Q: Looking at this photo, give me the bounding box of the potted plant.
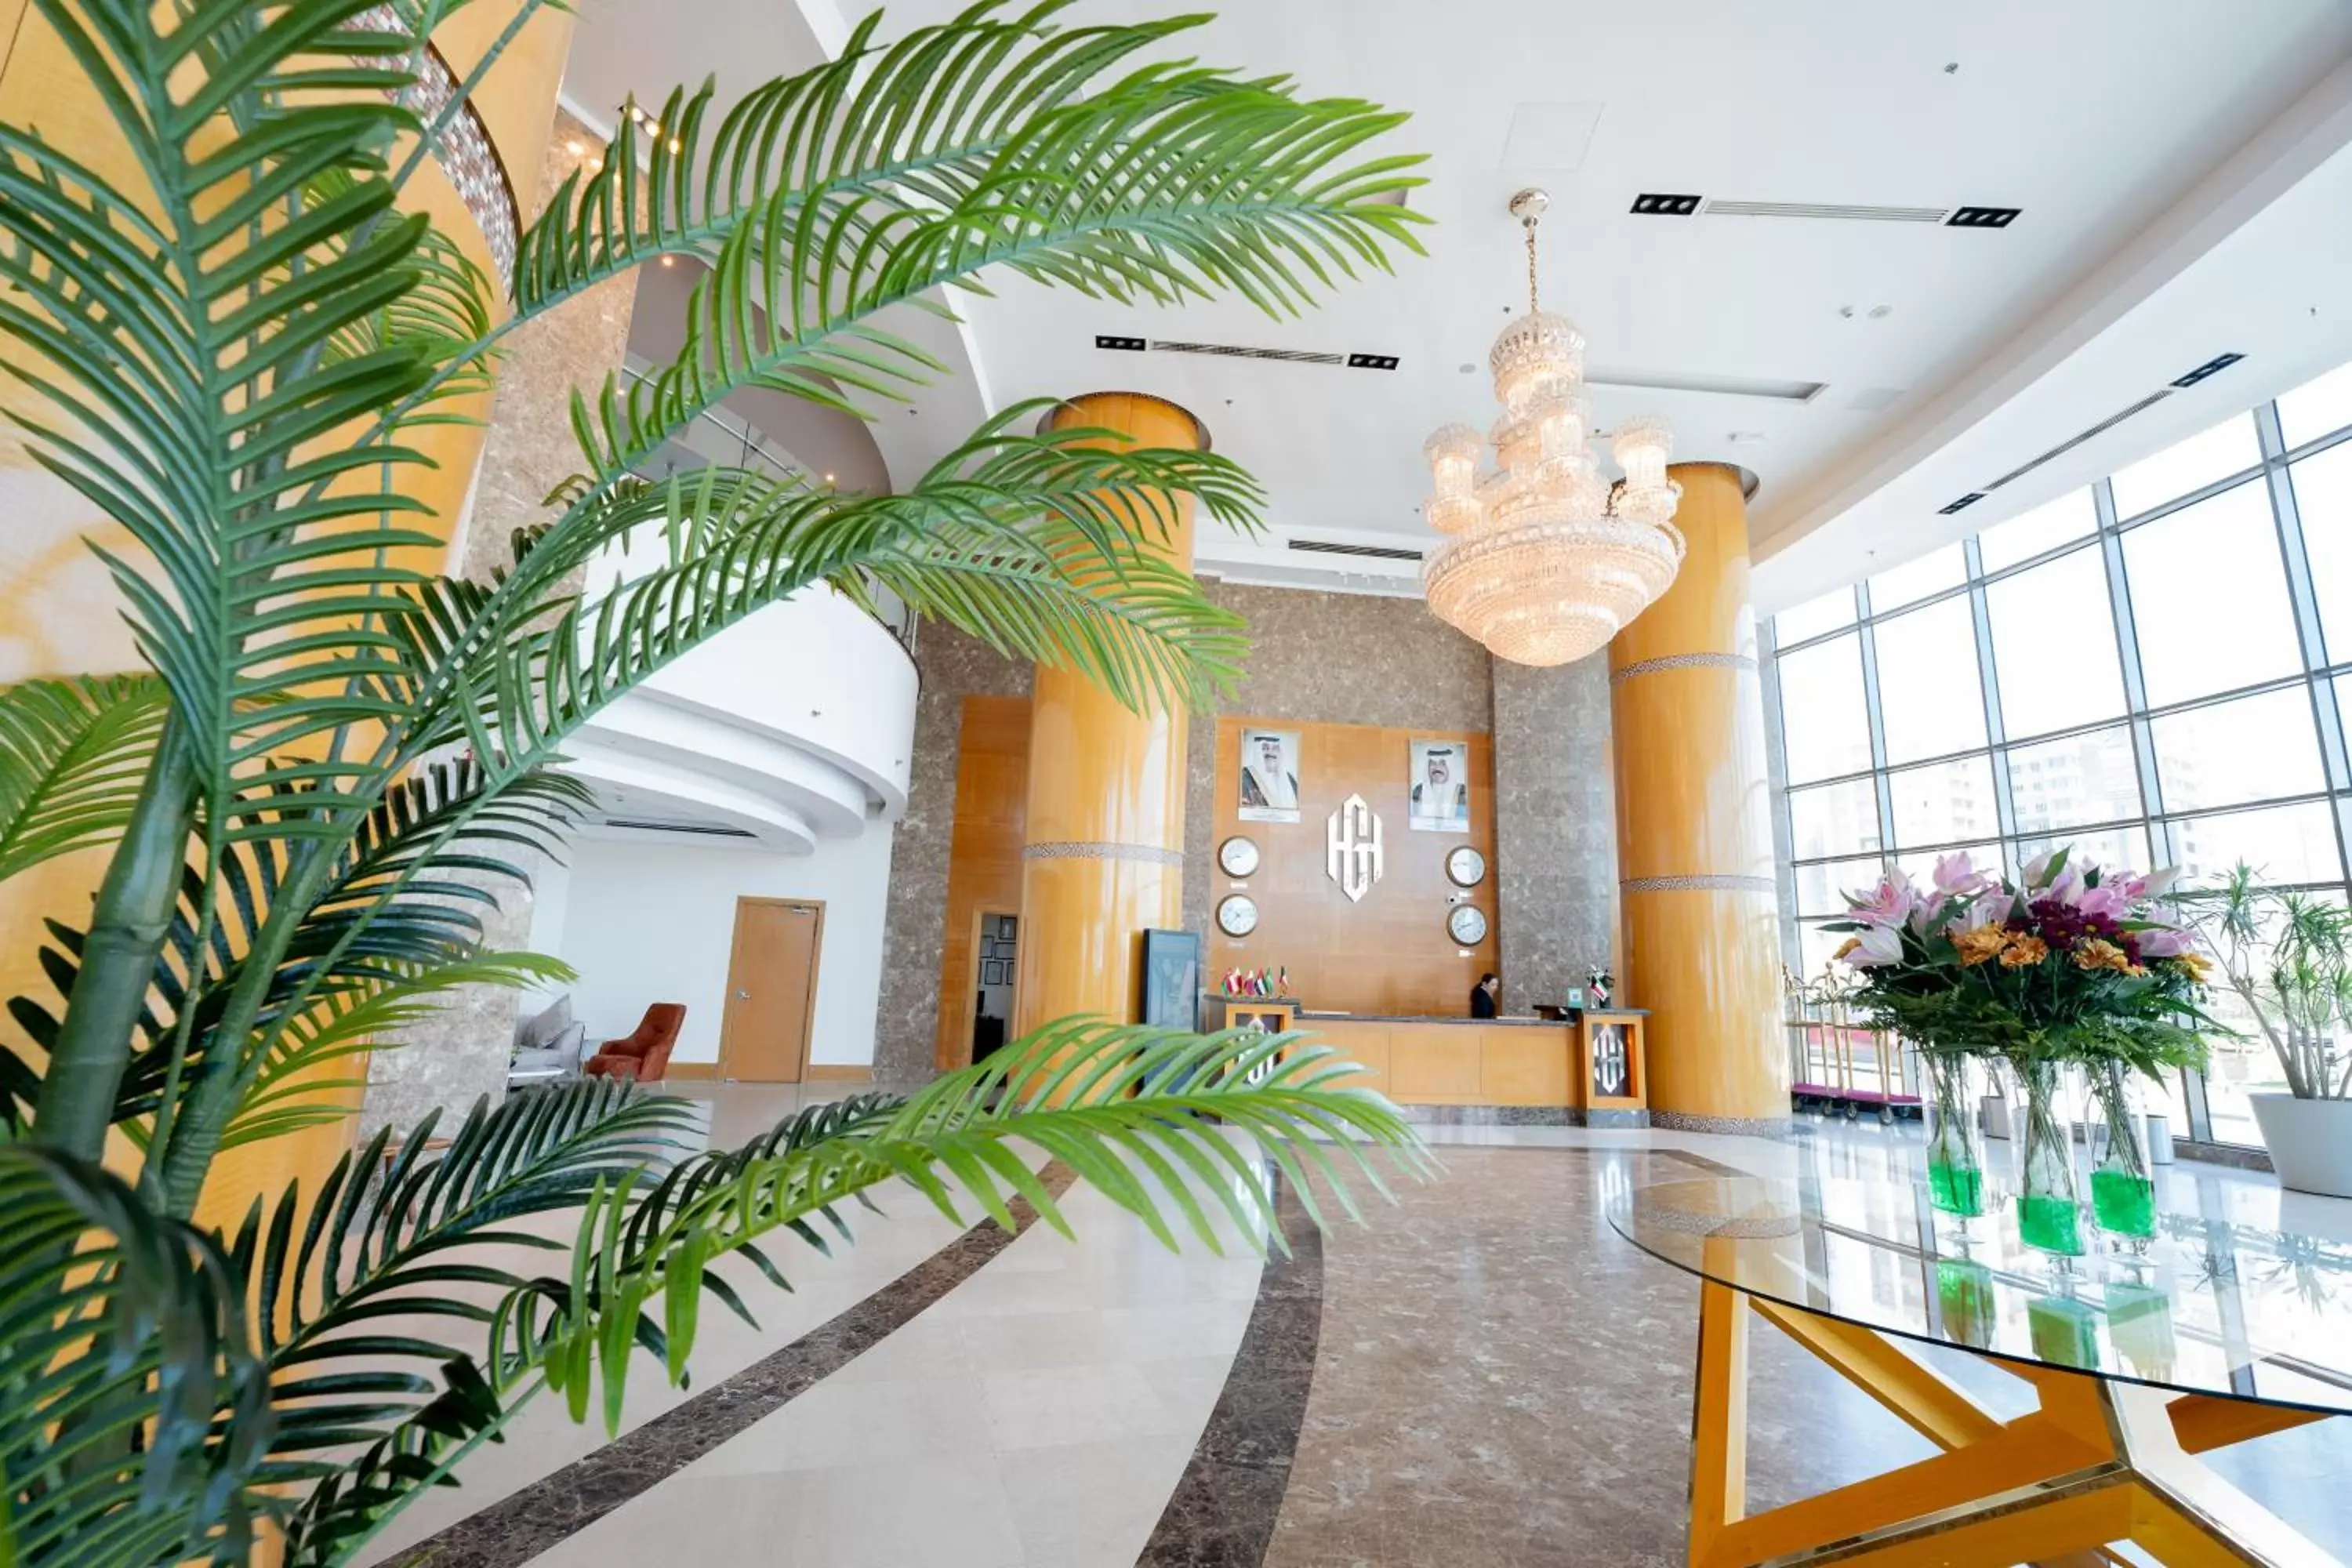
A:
[0,2,1431,1561]
[1826,849,2209,1251]
[2176,866,2352,1196]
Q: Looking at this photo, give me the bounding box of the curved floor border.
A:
[385,1163,1077,1568]
[1137,1171,1322,1566]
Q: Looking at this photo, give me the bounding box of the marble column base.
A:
[1650,1108,1795,1139]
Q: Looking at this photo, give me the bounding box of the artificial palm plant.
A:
[0,1,1428,1561]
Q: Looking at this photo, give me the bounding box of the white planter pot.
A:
[2249,1093,2352,1199]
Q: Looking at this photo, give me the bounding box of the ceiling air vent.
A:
[1287,538,1425,563]
[1585,366,1827,404]
[1704,199,1948,223]
[1938,493,1986,516]
[1146,339,1344,367]
[601,818,758,839]
[1630,192,1701,216]
[2170,351,2245,389]
[1977,390,2176,494]
[1947,205,2022,229]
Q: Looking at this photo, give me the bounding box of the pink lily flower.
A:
[1931,851,1994,898]
[1846,873,1918,930]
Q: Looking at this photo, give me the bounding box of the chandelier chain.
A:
[1523,213,1539,314]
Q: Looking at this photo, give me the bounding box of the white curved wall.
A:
[564,535,918,853]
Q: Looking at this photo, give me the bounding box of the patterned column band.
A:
[1611,652,1758,684]
[1620,873,1777,894]
[1022,840,1187,866]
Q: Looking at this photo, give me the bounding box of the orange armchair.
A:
[583,1003,686,1083]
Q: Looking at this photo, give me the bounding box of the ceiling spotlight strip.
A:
[1419,188,1686,668]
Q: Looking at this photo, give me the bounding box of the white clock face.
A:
[1446,845,1486,887]
[1218,835,1261,877]
[1218,895,1260,938]
[1447,904,1488,945]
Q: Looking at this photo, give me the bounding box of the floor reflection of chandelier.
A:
[1421,188,1685,666]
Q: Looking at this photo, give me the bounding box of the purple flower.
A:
[2138,925,2193,960]
[1846,873,1919,930]
[1931,851,1994,898]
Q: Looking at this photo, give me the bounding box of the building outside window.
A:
[1766,366,2352,1153]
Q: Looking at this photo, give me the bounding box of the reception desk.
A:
[1214,997,1648,1126]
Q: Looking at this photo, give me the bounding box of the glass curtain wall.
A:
[1766,359,2352,1150]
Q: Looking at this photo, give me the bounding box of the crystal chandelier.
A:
[1421,189,1684,666]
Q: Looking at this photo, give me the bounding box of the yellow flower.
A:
[1831,936,1861,963]
[1999,933,2049,968]
[2073,938,2133,975]
[1952,924,2009,967]
[2177,950,2214,983]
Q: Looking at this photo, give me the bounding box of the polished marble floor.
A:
[367,1087,2352,1567]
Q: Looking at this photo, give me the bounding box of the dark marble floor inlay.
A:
[387,1163,1078,1568]
[1137,1170,1323,1567]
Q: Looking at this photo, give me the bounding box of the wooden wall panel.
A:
[934,695,1032,1069]
[1207,717,1499,1017]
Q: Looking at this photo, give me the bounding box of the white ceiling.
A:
[564,0,2352,608]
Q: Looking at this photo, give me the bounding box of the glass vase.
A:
[2086,1058,2156,1240]
[1922,1051,1986,1218]
[2012,1057,2085,1257]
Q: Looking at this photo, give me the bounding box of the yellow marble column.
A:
[1609,463,1790,1133]
[1013,393,1204,1033]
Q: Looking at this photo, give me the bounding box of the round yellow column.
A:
[1013,393,1204,1034]
[1609,463,1790,1134]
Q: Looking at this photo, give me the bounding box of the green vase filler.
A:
[1935,1258,1998,1349]
[1922,1051,1987,1218]
[2087,1059,2157,1239]
[2013,1059,2086,1258]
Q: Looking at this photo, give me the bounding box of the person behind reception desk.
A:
[1468,971,1499,1018]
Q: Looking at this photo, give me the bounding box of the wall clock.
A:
[1445,844,1487,887]
[1218,835,1261,877]
[1217,894,1261,938]
[1446,904,1489,945]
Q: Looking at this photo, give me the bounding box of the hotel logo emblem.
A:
[1325,793,1384,903]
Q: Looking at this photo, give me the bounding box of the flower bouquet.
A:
[1824,848,2210,1250]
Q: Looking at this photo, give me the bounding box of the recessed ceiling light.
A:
[1946,205,2020,229]
[659,256,673,267]
[824,472,836,484]
[1630,193,1702,216]
[565,140,584,155]
[1457,362,1476,374]
[1867,303,1893,320]
[1727,430,1766,445]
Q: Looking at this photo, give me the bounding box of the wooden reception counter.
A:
[1213,998,1649,1126]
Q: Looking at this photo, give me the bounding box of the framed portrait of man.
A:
[1237,727,1301,823]
[1407,739,1471,833]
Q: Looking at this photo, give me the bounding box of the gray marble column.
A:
[1490,653,1620,1015]
[361,107,641,1136]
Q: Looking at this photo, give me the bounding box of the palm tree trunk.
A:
[29,726,191,1160]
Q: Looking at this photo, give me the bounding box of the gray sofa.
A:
[509,993,588,1083]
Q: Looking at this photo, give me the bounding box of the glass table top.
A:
[1608,1177,2352,1417]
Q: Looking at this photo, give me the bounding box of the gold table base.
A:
[1687,1278,2337,1566]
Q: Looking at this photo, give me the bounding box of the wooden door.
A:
[719,898,823,1083]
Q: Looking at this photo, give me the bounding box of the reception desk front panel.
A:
[1276,1010,1647,1122]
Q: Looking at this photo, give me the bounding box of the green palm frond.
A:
[508,1024,1418,1432]
[223,949,574,1149]
[0,675,169,884]
[0,1145,274,1567]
